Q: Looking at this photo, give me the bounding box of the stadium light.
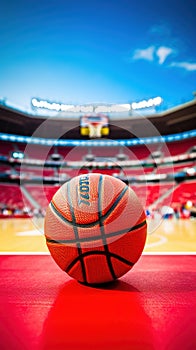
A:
[11,151,24,159]
[31,96,162,113]
[131,96,162,110]
[1,130,195,147]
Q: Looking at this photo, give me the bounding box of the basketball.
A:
[44,173,147,285]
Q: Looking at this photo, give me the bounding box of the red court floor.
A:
[0,254,195,350]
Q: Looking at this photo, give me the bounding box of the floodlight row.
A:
[31,96,162,113]
[0,130,195,147]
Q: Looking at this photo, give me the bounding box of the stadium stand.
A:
[25,184,60,210]
[171,181,196,206]
[0,184,33,217]
[165,138,195,156]
[0,99,195,218]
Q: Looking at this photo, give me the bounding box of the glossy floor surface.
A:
[0,254,195,350]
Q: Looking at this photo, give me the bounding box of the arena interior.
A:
[0,98,196,349]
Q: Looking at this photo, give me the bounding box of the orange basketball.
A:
[44,173,147,285]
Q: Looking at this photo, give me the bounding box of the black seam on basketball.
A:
[67,181,87,284]
[50,184,129,228]
[98,175,117,280]
[102,185,128,222]
[46,219,147,244]
[65,251,135,274]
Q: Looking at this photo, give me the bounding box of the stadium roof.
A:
[0,99,196,139]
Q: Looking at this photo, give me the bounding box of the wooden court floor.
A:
[0,217,196,253]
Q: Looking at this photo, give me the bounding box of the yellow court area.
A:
[0,217,196,253]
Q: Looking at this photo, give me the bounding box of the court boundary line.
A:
[0,252,196,255]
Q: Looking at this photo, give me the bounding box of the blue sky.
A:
[0,0,196,112]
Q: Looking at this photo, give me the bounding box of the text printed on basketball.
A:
[78,175,90,206]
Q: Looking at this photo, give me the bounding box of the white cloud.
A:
[132,44,196,73]
[170,61,196,71]
[156,46,174,64]
[132,46,155,62]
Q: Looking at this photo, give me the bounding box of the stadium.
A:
[1,0,196,348]
[0,96,196,349]
[0,97,196,222]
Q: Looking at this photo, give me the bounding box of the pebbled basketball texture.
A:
[44,173,147,285]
